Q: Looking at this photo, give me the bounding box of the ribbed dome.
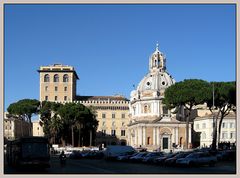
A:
[137,71,175,92]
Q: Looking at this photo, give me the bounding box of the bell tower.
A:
[149,43,166,73]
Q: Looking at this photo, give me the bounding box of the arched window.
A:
[63,74,69,82]
[44,74,50,82]
[54,74,59,82]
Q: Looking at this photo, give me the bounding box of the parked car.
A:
[215,149,236,161]
[69,151,83,159]
[165,152,192,166]
[153,152,178,165]
[129,152,148,162]
[83,151,104,159]
[116,152,138,162]
[142,152,165,164]
[176,152,217,167]
[104,145,136,160]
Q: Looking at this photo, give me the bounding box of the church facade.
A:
[128,44,191,151]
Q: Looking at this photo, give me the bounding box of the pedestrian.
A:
[59,151,66,166]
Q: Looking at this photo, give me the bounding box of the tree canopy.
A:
[7,99,40,123]
[163,79,211,149]
[206,81,236,150]
[163,79,211,110]
[39,101,98,146]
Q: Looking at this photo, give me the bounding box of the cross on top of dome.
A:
[156,42,159,51]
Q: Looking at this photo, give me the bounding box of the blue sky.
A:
[4,4,236,111]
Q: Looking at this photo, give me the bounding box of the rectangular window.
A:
[111,130,116,136]
[64,96,67,101]
[222,132,227,139]
[64,87,67,91]
[222,123,226,128]
[55,96,58,101]
[45,96,48,101]
[121,130,125,136]
[112,113,115,119]
[230,132,234,139]
[202,123,206,129]
[45,86,48,91]
[122,113,125,119]
[163,106,168,115]
[55,86,58,91]
[102,113,106,119]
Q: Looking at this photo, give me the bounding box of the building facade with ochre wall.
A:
[38,64,130,146]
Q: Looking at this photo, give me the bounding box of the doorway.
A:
[162,137,169,149]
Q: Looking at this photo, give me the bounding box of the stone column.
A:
[189,125,192,144]
[135,128,137,146]
[153,127,156,145]
[156,127,160,145]
[137,126,142,146]
[140,126,143,146]
[176,127,179,145]
[128,129,131,146]
[143,126,146,146]
[172,128,175,146]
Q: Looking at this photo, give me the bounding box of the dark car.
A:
[116,152,138,162]
[165,152,192,166]
[84,151,104,159]
[129,152,148,162]
[142,152,165,164]
[153,152,178,165]
[69,151,83,159]
[176,152,217,167]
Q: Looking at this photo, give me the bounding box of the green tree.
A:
[57,103,98,147]
[7,99,40,135]
[207,81,236,150]
[7,99,40,123]
[39,101,64,145]
[163,79,211,149]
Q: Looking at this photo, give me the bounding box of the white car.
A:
[176,152,217,167]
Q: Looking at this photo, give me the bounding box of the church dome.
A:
[137,72,175,92]
[130,43,175,101]
[137,43,175,93]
